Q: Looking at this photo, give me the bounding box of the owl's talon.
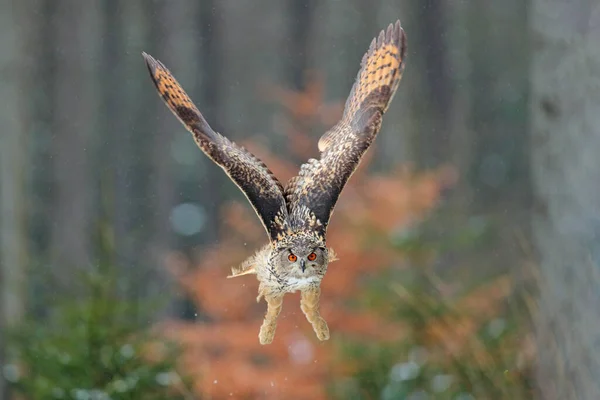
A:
[313,317,330,341]
[259,322,277,345]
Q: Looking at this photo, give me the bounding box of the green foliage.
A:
[330,279,532,399]
[329,214,533,400]
[5,270,194,400]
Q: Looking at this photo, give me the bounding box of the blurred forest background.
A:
[1,0,599,399]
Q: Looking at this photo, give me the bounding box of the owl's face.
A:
[274,243,328,278]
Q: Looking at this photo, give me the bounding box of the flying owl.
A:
[143,20,406,345]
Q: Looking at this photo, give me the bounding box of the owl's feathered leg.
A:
[301,286,330,341]
[259,293,284,345]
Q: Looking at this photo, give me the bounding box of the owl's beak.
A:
[300,259,306,273]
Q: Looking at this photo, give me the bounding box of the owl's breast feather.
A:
[284,276,321,292]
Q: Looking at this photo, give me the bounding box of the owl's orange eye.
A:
[288,254,297,262]
[307,252,317,261]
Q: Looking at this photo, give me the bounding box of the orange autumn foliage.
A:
[161,75,456,399]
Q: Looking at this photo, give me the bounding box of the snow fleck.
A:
[2,364,19,382]
[119,344,135,359]
[431,374,453,393]
[488,318,506,338]
[288,337,314,364]
[156,372,177,386]
[390,361,420,382]
[114,379,128,393]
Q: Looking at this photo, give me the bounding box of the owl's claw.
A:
[259,322,277,345]
[313,317,330,341]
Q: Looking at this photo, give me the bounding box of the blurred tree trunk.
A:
[444,0,473,210]
[49,1,99,271]
[414,0,453,168]
[287,0,315,90]
[0,2,30,397]
[139,0,197,312]
[467,0,529,211]
[148,0,177,270]
[195,0,221,245]
[531,1,600,398]
[373,0,420,167]
[100,0,130,269]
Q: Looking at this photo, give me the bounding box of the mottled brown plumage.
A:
[289,20,406,238]
[143,54,289,242]
[142,20,406,344]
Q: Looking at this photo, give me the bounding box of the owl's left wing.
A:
[286,21,407,237]
[143,53,289,241]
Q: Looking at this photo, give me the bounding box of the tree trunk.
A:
[414,0,453,168]
[287,0,315,91]
[99,0,129,269]
[467,0,530,210]
[49,1,99,271]
[141,0,196,311]
[0,1,31,397]
[195,0,221,244]
[531,1,600,398]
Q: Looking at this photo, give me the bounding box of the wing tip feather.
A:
[142,51,167,81]
[361,19,407,69]
[141,51,210,134]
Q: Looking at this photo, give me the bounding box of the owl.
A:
[143,20,406,345]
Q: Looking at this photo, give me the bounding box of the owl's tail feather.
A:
[328,247,339,263]
[227,265,256,279]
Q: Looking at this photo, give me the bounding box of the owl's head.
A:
[272,232,336,277]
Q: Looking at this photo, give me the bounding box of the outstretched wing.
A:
[143,53,288,241]
[286,20,407,237]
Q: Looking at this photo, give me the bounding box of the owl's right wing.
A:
[143,53,288,241]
